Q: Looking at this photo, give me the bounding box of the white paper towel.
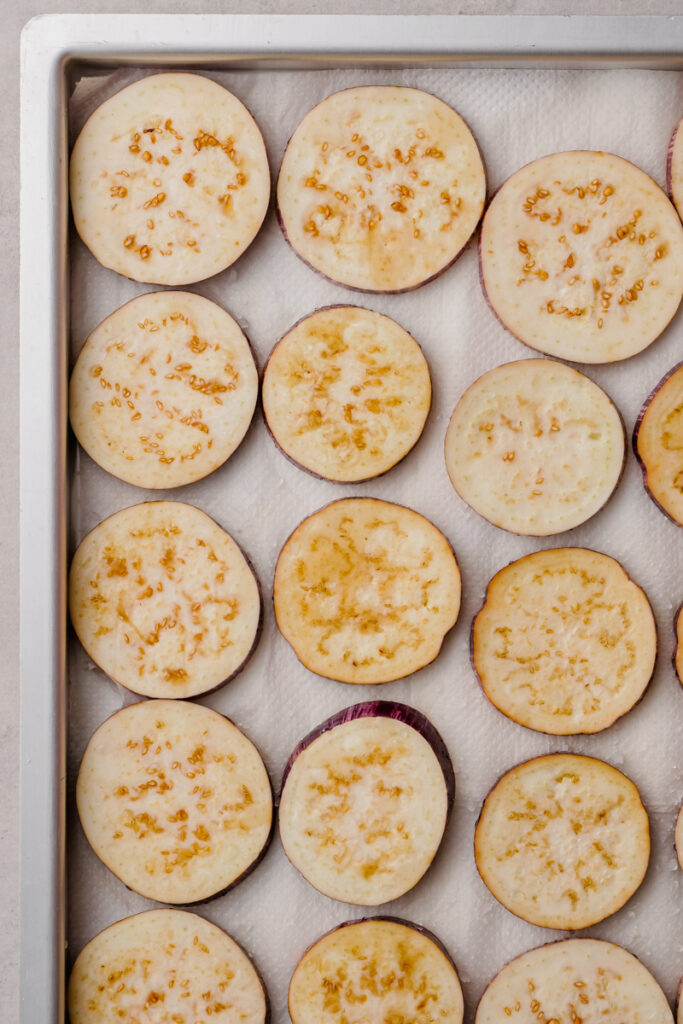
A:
[67,63,683,1020]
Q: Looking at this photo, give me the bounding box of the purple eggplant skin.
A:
[444,359,628,538]
[276,85,486,296]
[473,753,652,931]
[68,501,264,700]
[632,361,683,528]
[77,703,276,909]
[273,496,461,686]
[474,938,672,1023]
[469,548,658,737]
[279,700,455,817]
[67,908,272,1024]
[260,304,433,484]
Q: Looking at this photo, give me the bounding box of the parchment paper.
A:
[67,63,683,1021]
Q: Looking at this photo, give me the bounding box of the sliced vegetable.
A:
[475,938,673,1023]
[675,801,683,870]
[77,699,272,904]
[474,753,650,929]
[634,362,683,526]
[668,117,683,222]
[480,150,683,362]
[676,604,683,685]
[289,918,463,1024]
[472,547,656,734]
[279,702,454,905]
[69,291,258,488]
[444,358,625,535]
[262,305,431,482]
[277,85,485,292]
[67,909,268,1024]
[273,497,461,683]
[69,501,261,698]
[70,72,270,285]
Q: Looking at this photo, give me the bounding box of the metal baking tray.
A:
[20,14,683,1024]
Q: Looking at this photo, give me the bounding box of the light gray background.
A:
[4,3,683,1021]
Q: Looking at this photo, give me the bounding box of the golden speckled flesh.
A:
[277,85,486,292]
[77,700,272,903]
[69,291,258,488]
[635,362,683,526]
[481,150,683,362]
[262,306,431,481]
[475,938,672,1023]
[289,919,463,1024]
[444,359,624,536]
[474,753,650,930]
[69,501,261,698]
[70,73,270,285]
[279,715,450,904]
[273,497,461,683]
[473,548,656,735]
[67,909,267,1024]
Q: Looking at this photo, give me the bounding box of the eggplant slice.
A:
[634,362,683,526]
[289,918,463,1024]
[668,117,683,223]
[475,938,673,1023]
[676,606,683,685]
[279,703,454,905]
[273,497,461,684]
[444,358,625,536]
[77,699,272,904]
[69,291,258,488]
[69,501,261,698]
[70,72,270,285]
[480,150,683,363]
[67,909,268,1024]
[474,753,650,930]
[675,801,683,870]
[277,85,486,292]
[472,547,656,735]
[262,306,431,482]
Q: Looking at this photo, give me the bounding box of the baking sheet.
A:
[67,63,683,1019]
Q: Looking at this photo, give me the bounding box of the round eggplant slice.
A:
[70,72,270,285]
[634,362,683,526]
[444,358,625,536]
[273,497,461,684]
[472,547,656,735]
[69,501,261,698]
[279,703,454,905]
[676,606,683,684]
[480,150,683,363]
[475,938,673,1023]
[262,306,431,482]
[668,117,683,223]
[474,753,650,930]
[289,918,463,1024]
[69,291,258,488]
[67,909,268,1024]
[77,699,272,904]
[675,802,683,870]
[277,85,486,293]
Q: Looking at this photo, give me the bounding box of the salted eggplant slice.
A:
[277,85,485,292]
[69,501,261,698]
[69,291,258,488]
[480,150,683,362]
[262,306,431,482]
[273,497,461,684]
[668,118,683,222]
[634,362,683,526]
[67,909,268,1024]
[289,918,463,1024]
[472,547,656,735]
[70,72,270,285]
[474,753,650,929]
[279,703,454,905]
[475,938,673,1023]
[76,699,272,903]
[444,358,625,536]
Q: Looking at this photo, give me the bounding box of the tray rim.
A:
[19,13,683,1024]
